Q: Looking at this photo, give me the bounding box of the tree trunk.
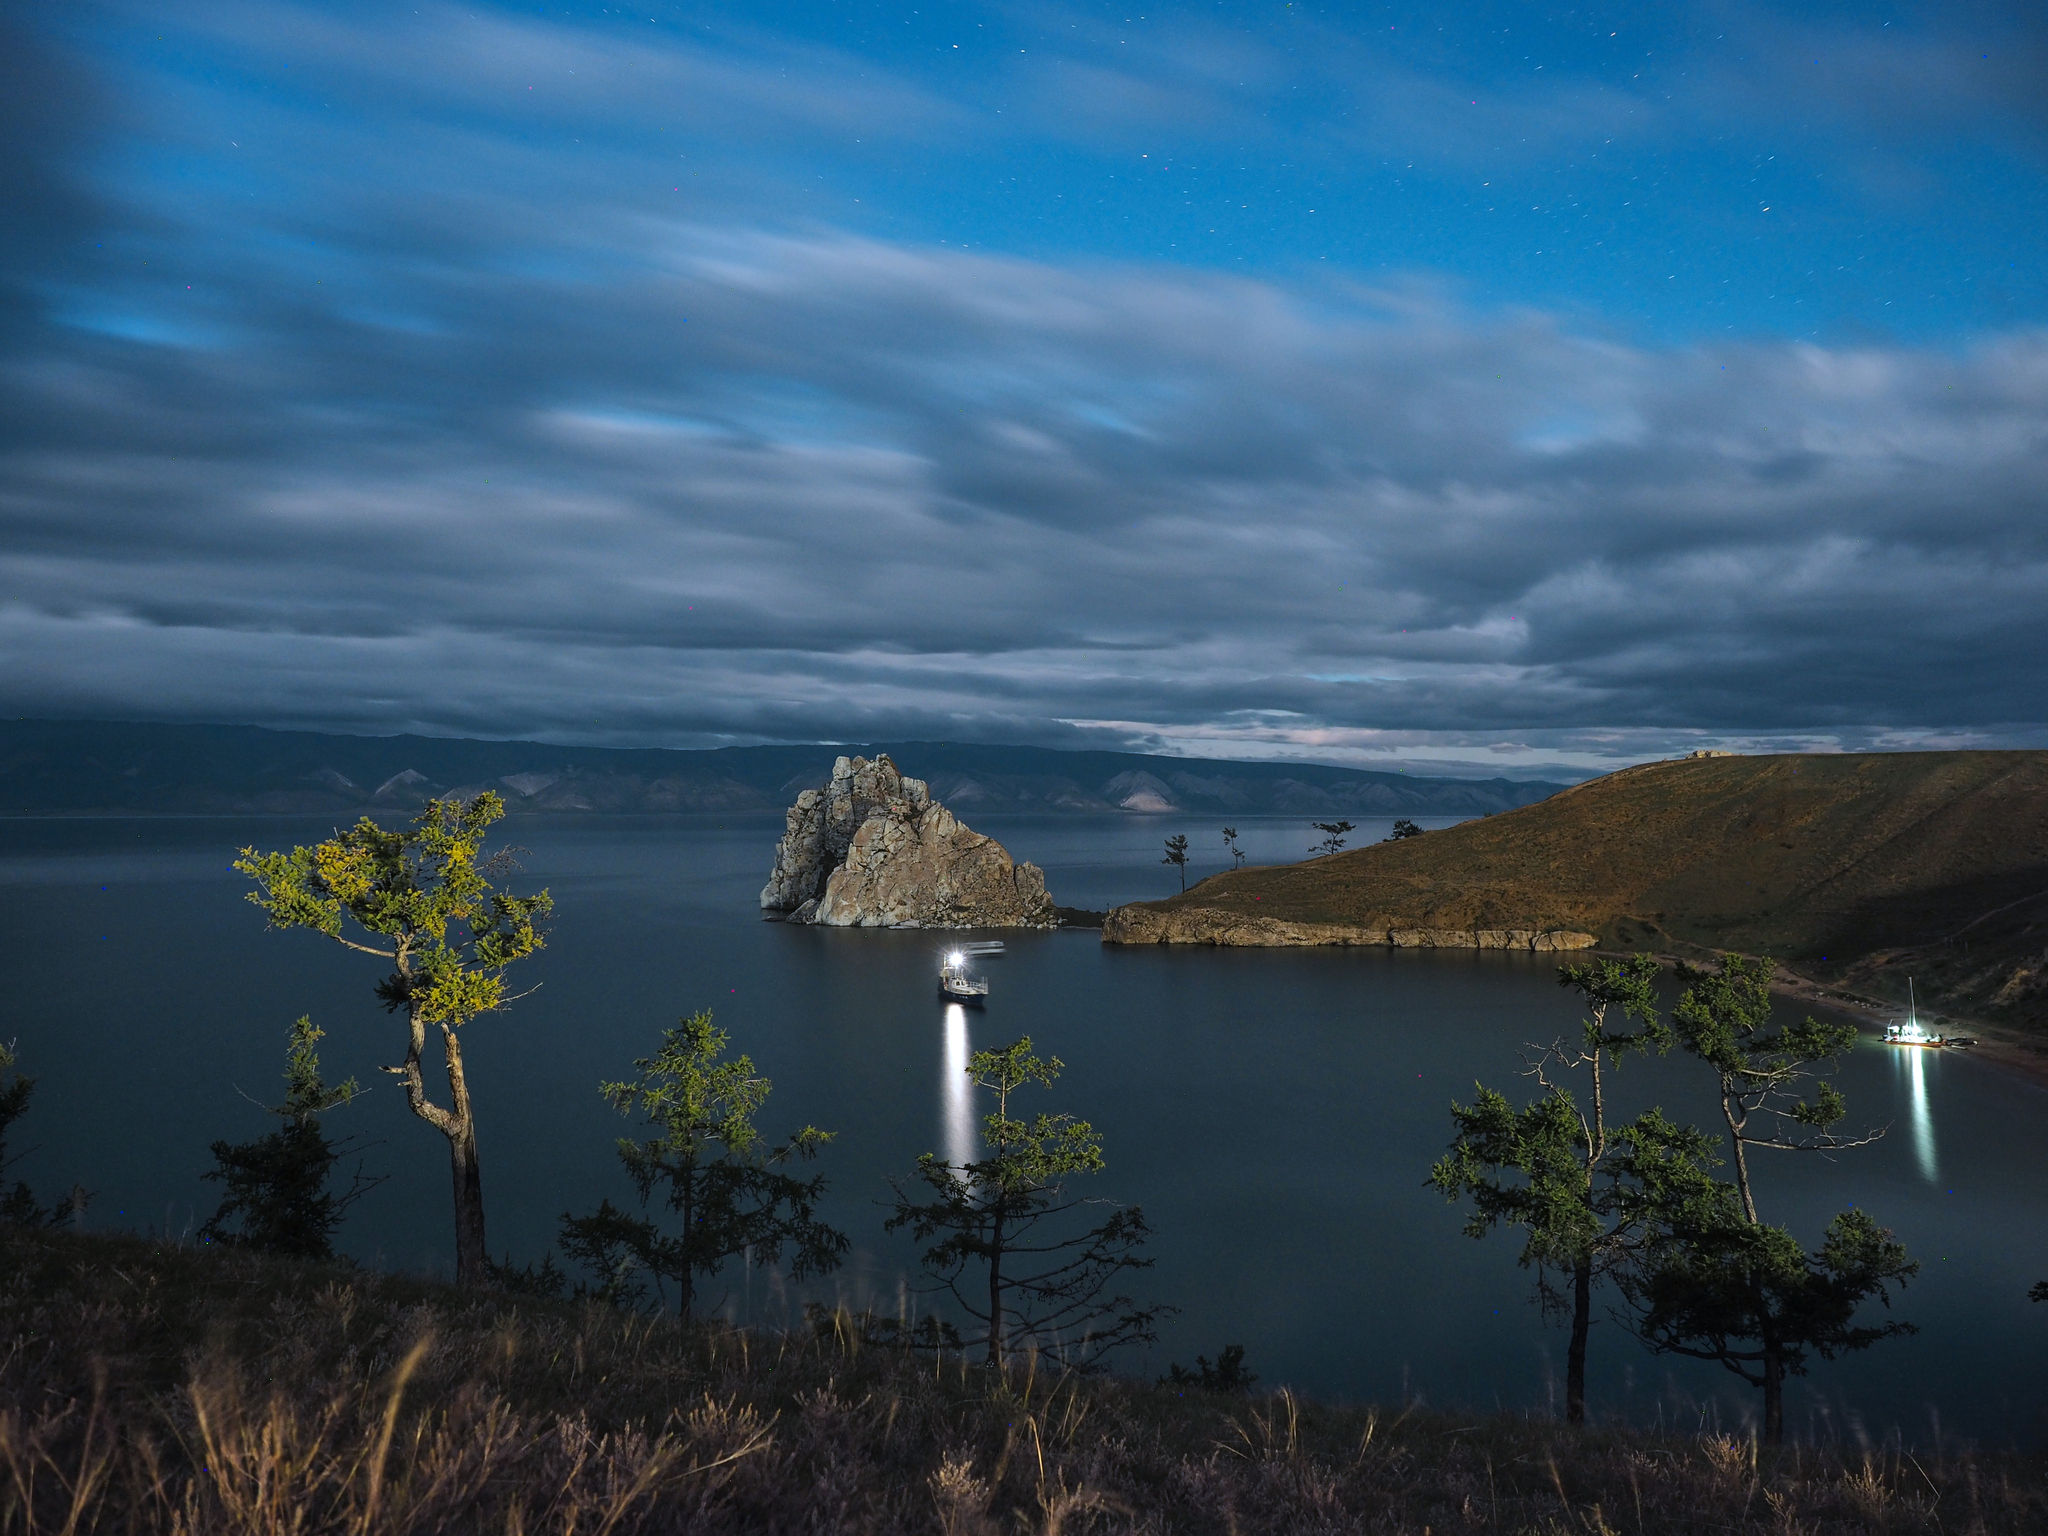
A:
[439,1021,488,1287]
[987,1217,1005,1367]
[448,1119,488,1287]
[1566,1256,1592,1425]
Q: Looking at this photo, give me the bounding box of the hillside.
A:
[2,1225,2037,1532]
[1108,751,2048,1034]
[0,719,1566,818]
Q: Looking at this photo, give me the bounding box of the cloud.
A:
[2,2,2046,771]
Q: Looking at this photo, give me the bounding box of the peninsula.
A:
[1104,750,2048,1037]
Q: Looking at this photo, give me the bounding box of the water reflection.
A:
[943,1003,976,1170]
[1895,1044,1939,1183]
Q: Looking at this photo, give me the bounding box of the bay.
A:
[1,810,2043,1445]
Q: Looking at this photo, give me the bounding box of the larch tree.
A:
[235,793,550,1286]
[559,1010,847,1317]
[1161,834,1190,892]
[888,1037,1164,1369]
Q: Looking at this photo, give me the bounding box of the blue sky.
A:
[4,0,2046,771]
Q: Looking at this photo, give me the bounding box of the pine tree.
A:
[887,1037,1165,1369]
[559,1011,846,1317]
[1431,955,1669,1423]
[1622,955,1916,1444]
[200,1016,378,1258]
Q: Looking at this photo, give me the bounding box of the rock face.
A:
[1101,905,1596,951]
[761,754,1056,929]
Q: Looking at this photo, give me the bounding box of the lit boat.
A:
[939,949,990,1005]
[1881,980,1943,1048]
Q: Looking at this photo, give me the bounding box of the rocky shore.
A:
[1101,904,1597,950]
[760,754,1056,928]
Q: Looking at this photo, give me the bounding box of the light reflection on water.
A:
[1898,1045,1939,1184]
[942,1003,975,1171]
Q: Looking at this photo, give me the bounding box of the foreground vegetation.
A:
[3,1227,2042,1535]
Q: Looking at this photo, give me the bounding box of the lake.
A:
[2,810,2043,1445]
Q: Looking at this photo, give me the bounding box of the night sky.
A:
[4,1,2045,773]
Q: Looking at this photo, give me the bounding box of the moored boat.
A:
[939,949,990,1005]
[1881,980,1943,1048]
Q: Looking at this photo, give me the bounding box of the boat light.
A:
[947,951,964,967]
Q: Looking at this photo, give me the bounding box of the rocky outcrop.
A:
[761,754,1056,928]
[1102,905,1596,950]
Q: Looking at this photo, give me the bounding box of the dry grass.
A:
[2,1227,2043,1534]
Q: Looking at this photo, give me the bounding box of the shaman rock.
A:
[762,754,1057,929]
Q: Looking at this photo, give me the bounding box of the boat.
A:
[938,949,990,1005]
[1881,979,1944,1048]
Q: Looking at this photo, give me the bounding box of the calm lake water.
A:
[3,811,2044,1445]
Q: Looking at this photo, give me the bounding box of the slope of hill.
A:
[1107,751,2048,1034]
[0,719,1566,818]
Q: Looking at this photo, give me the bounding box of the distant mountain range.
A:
[0,720,1569,819]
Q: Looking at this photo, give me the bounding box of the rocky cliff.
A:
[761,755,1057,928]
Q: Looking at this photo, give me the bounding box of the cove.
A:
[1,811,2043,1444]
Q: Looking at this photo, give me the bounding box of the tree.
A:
[235,794,550,1286]
[1386,818,1425,840]
[1164,1343,1257,1394]
[887,1037,1164,1369]
[1430,955,1667,1424]
[560,1010,847,1317]
[1310,820,1355,856]
[0,1041,86,1229]
[1161,833,1190,892]
[1622,955,1914,1444]
[1220,827,1245,870]
[200,1016,380,1258]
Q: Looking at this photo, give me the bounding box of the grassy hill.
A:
[1,1224,2038,1532]
[1117,751,2048,1033]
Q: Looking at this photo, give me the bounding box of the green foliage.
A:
[235,794,551,1034]
[1386,818,1424,840]
[235,793,551,1283]
[1622,955,1914,1442]
[559,1011,847,1317]
[1627,1207,1917,1390]
[200,1017,376,1259]
[1164,1343,1257,1394]
[1220,826,1244,869]
[888,1036,1165,1368]
[1161,833,1190,891]
[1431,955,1669,1422]
[1311,819,1355,855]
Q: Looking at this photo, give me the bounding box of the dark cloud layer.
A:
[2,2,2045,772]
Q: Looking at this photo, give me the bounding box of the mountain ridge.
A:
[0,719,1568,819]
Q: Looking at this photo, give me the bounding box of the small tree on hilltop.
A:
[560,1010,847,1317]
[1311,820,1355,856]
[1621,955,1915,1444]
[235,794,550,1286]
[1387,818,1424,841]
[201,1016,381,1258]
[1432,955,1671,1424]
[1162,834,1190,892]
[888,1037,1165,1369]
[1221,827,1245,870]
